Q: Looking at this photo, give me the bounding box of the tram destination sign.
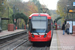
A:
[32,16,47,20]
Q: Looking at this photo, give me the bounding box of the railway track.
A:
[27,46,49,50]
[28,46,32,50]
[11,41,50,50]
[11,40,28,50]
[0,33,28,49]
[0,33,50,50]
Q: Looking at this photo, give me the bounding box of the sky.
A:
[22,0,59,10]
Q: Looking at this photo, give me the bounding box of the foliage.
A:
[57,0,75,20]
[0,0,50,29]
[50,10,59,20]
[12,13,28,25]
[54,17,62,23]
[50,10,62,25]
[8,0,39,16]
[31,0,46,13]
[0,0,6,17]
[8,8,13,23]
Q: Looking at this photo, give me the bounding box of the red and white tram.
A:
[28,13,53,46]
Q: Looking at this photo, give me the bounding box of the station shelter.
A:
[65,19,75,34]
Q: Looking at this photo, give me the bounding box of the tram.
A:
[28,13,53,46]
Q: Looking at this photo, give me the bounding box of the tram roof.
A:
[29,13,51,19]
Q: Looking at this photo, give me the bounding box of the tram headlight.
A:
[44,34,47,38]
[32,34,34,37]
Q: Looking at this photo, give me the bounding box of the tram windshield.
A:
[31,16,47,33]
[32,21,46,29]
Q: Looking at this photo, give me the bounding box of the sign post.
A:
[0,17,2,32]
[0,18,9,32]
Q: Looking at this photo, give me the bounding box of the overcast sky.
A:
[22,0,59,10]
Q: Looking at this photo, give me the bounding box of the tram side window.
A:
[47,19,51,32]
[29,20,32,32]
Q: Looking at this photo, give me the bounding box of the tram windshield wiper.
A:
[31,29,46,33]
[36,32,39,35]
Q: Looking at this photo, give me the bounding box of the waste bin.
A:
[8,24,14,31]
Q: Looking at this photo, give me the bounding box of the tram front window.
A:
[31,21,47,33]
[31,16,47,33]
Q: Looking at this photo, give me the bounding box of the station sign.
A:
[73,2,75,6]
[68,9,75,13]
[14,19,16,23]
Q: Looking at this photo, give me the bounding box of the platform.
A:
[50,30,58,50]
[50,30,75,50]
[0,29,27,39]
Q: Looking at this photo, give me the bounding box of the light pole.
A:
[0,1,4,32]
[13,5,16,29]
[13,0,18,29]
[0,17,1,32]
[8,7,9,23]
[66,5,70,19]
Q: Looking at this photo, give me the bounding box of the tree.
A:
[57,0,75,20]
[54,17,62,23]
[1,0,50,29]
[31,0,44,13]
[0,0,6,17]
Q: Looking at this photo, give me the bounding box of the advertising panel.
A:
[67,21,72,33]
